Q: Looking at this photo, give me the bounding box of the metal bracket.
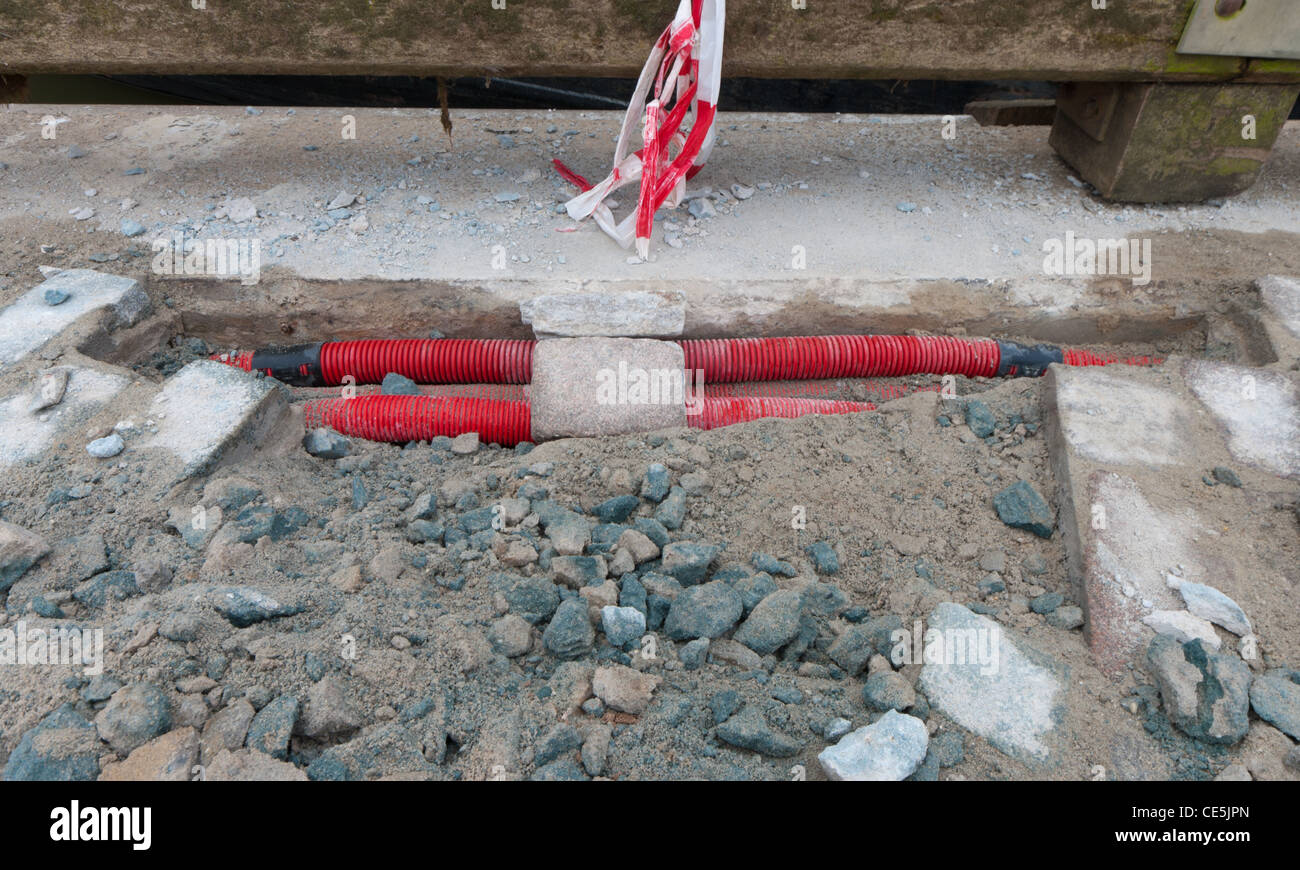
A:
[1177,0,1300,61]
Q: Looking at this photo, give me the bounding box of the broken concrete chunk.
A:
[142,360,290,479]
[817,709,928,780]
[1146,636,1251,745]
[1141,609,1221,649]
[918,602,1060,762]
[1167,575,1252,637]
[29,368,69,413]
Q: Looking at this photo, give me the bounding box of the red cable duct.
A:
[319,339,533,385]
[215,335,1157,386]
[301,395,878,445]
[688,396,876,431]
[677,335,1000,382]
[303,395,533,446]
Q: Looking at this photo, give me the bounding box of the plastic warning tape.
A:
[553,0,725,259]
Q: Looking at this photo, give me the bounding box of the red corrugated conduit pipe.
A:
[214,335,1157,445]
[213,335,1150,387]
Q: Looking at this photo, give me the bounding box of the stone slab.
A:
[917,602,1062,763]
[0,367,130,468]
[1183,359,1300,479]
[519,290,685,338]
[0,270,148,368]
[1044,360,1297,676]
[530,338,688,441]
[140,360,290,479]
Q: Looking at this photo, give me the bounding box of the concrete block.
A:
[0,368,130,469]
[1044,361,1294,676]
[141,360,290,479]
[530,338,688,441]
[519,290,686,338]
[1183,359,1300,479]
[0,270,149,368]
[1047,367,1195,468]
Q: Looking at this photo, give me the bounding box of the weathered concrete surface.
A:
[918,602,1062,763]
[0,367,130,468]
[2,107,1299,347]
[530,338,687,441]
[1046,367,1197,468]
[520,290,685,338]
[140,361,291,480]
[4,1,1299,81]
[0,270,148,368]
[1257,275,1300,370]
[1183,359,1300,479]
[1050,82,1300,203]
[1044,360,1300,676]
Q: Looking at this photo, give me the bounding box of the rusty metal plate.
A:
[1177,0,1300,60]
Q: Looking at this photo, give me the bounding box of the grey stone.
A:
[730,571,777,614]
[799,581,848,617]
[552,555,607,588]
[818,710,929,781]
[1030,591,1064,614]
[534,723,582,767]
[72,570,139,608]
[211,586,304,627]
[679,637,709,670]
[0,520,50,593]
[488,614,533,657]
[303,427,350,458]
[664,581,743,640]
[499,574,560,624]
[86,433,124,458]
[1249,674,1300,741]
[1046,605,1084,630]
[600,605,646,647]
[1171,577,1252,636]
[1146,636,1251,745]
[592,494,639,523]
[3,704,100,781]
[247,694,299,759]
[863,671,916,712]
[542,598,595,658]
[380,372,420,396]
[297,678,362,739]
[661,541,719,585]
[95,683,172,754]
[732,589,802,655]
[993,480,1054,538]
[805,541,839,574]
[653,486,687,529]
[751,552,796,577]
[715,706,803,757]
[964,400,997,437]
[641,463,671,502]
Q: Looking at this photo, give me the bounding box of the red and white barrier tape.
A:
[553,0,724,259]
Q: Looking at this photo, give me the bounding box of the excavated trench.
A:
[86,272,1280,394]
